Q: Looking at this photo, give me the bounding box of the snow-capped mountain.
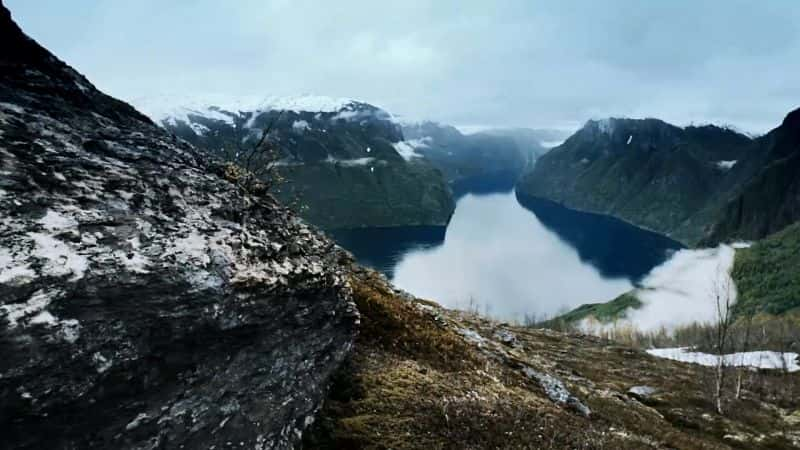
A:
[133,94,393,129]
[131,95,454,230]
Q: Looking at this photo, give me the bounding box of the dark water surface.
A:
[331,189,682,319]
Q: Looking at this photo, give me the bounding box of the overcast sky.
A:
[7,0,800,133]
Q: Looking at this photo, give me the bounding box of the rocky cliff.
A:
[0,4,357,448]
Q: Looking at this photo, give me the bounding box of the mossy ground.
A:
[305,270,800,449]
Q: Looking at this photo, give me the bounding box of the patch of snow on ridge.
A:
[131,94,359,127]
[323,156,375,167]
[189,122,210,136]
[292,120,310,132]
[540,140,565,148]
[647,348,799,372]
[596,118,614,135]
[392,137,431,161]
[716,160,737,170]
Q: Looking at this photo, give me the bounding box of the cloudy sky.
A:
[7,0,800,133]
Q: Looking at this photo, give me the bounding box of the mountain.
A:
[135,97,455,230]
[517,117,764,244]
[0,4,357,448]
[705,108,800,244]
[3,3,799,447]
[401,121,545,197]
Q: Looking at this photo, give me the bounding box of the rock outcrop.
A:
[0,3,357,448]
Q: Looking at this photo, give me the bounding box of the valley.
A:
[1,1,799,448]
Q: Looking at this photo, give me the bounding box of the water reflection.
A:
[515,193,683,281]
[328,226,445,278]
[332,190,681,320]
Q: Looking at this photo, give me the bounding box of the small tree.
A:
[218,111,289,255]
[710,264,735,415]
[223,110,286,197]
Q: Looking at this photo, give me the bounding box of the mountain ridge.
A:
[516,111,800,245]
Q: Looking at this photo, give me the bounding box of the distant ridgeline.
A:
[137,98,553,230]
[401,121,556,198]
[517,110,800,246]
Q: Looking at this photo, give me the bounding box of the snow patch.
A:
[1,290,57,327]
[0,289,80,342]
[291,120,310,132]
[0,248,34,283]
[168,232,210,265]
[132,94,358,128]
[324,156,375,167]
[189,122,210,136]
[626,135,633,145]
[29,232,89,280]
[716,160,737,170]
[540,140,565,148]
[596,118,614,135]
[392,138,430,161]
[647,348,799,372]
[38,210,78,231]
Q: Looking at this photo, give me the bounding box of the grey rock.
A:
[493,328,521,348]
[0,4,358,449]
[522,366,591,417]
[628,385,658,399]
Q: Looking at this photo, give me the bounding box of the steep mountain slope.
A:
[0,4,357,448]
[517,118,757,244]
[731,222,800,316]
[138,98,455,230]
[401,121,542,196]
[705,108,800,244]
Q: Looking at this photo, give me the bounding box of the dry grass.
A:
[304,271,800,449]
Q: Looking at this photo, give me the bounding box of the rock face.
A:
[138,98,455,230]
[517,117,757,244]
[0,3,358,449]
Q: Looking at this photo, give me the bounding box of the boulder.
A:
[0,3,358,448]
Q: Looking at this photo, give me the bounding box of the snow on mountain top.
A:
[130,94,365,126]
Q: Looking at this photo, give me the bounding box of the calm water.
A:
[331,190,682,320]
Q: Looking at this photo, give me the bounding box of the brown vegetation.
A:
[304,269,800,449]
